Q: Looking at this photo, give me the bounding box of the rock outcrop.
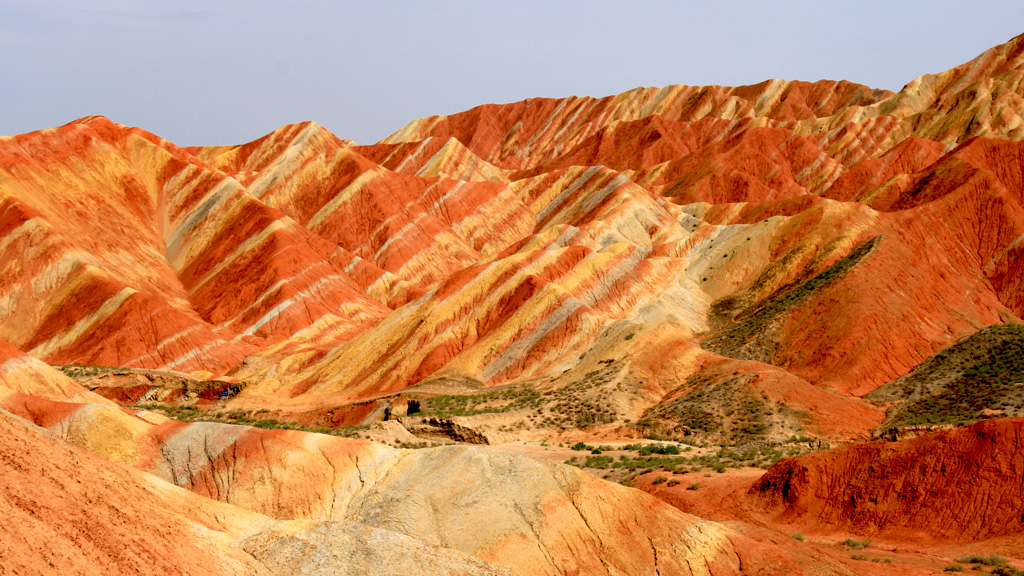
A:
[749,417,1024,541]
[0,368,745,576]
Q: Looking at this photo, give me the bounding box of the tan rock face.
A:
[344,445,739,576]
[1,380,748,575]
[241,521,516,576]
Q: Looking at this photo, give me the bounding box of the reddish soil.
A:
[634,419,1024,573]
[0,410,244,576]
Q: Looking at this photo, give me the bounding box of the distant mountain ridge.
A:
[1,33,1022,439]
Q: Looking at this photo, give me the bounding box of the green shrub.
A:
[791,533,804,541]
[943,566,965,573]
[637,444,680,456]
[582,455,614,469]
[652,476,668,485]
[956,554,1007,567]
[840,539,871,550]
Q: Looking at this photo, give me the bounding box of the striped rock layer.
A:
[1,33,1024,433]
[0,359,836,576]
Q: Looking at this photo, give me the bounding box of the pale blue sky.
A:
[1,1,1022,145]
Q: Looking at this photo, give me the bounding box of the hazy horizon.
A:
[2,1,1022,146]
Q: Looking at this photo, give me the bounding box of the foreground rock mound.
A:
[750,417,1024,541]
[3,387,752,575]
[0,404,560,576]
[0,409,256,576]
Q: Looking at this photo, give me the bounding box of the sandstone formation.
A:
[3,30,1024,576]
[749,418,1024,542]
[0,380,757,576]
[0,406,525,576]
[0,340,109,404]
[2,37,1023,441]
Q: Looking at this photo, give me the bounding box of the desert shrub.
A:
[850,554,868,561]
[943,566,965,573]
[638,444,680,456]
[791,533,804,541]
[582,455,614,469]
[418,388,542,418]
[840,539,871,550]
[652,476,668,485]
[253,419,282,429]
[687,482,701,491]
[956,554,1007,567]
[666,479,680,487]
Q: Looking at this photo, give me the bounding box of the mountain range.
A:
[3,32,1024,576]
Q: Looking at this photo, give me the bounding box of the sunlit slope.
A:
[0,34,1022,434]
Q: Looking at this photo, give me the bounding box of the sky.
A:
[2,1,1022,146]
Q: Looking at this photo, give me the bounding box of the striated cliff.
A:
[749,418,1024,542]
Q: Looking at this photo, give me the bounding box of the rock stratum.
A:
[3,35,1024,427]
[3,32,1024,575]
[1,342,841,576]
[750,417,1024,541]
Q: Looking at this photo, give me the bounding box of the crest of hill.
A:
[383,32,1024,171]
[382,79,893,170]
[0,340,111,405]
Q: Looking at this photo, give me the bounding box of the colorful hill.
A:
[749,417,1024,542]
[3,31,1024,575]
[2,38,1022,432]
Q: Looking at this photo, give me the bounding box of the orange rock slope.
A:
[1,34,1023,436]
[0,347,824,576]
[4,29,1024,576]
[749,417,1024,542]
